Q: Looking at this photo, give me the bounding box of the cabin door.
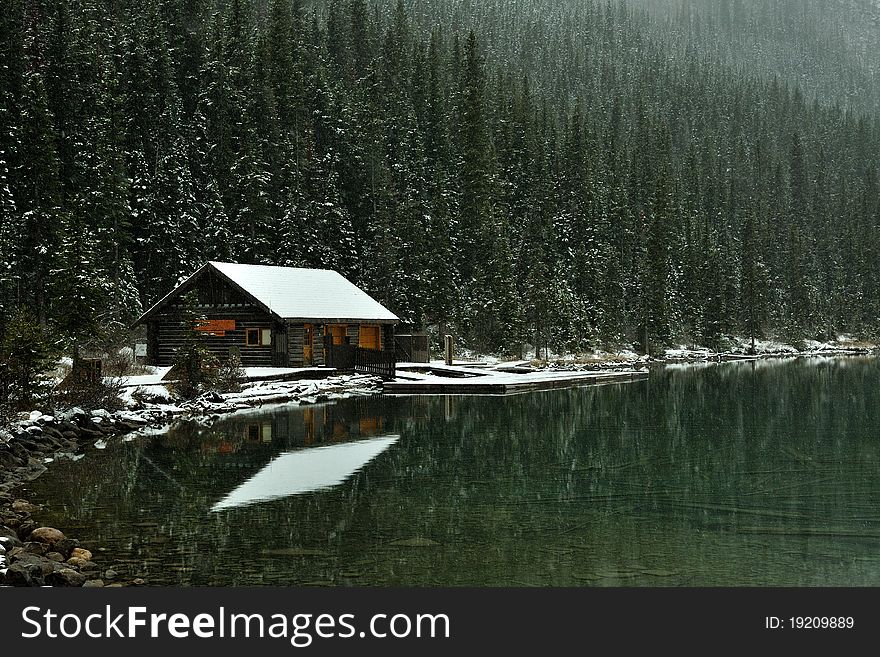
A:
[303,324,314,366]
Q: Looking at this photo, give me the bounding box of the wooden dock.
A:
[383,369,648,395]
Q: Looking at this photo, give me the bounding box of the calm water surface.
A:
[20,358,880,586]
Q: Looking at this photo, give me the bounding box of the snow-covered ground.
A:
[1,372,385,447]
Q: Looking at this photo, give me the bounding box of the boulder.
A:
[104,569,118,580]
[46,568,86,587]
[5,560,43,586]
[61,407,87,423]
[70,547,92,561]
[59,421,79,433]
[45,552,65,562]
[6,553,53,586]
[83,579,105,588]
[29,527,65,545]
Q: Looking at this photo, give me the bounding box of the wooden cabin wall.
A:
[272,326,289,367]
[288,324,304,366]
[286,322,395,367]
[313,324,325,366]
[154,306,280,366]
[149,270,292,367]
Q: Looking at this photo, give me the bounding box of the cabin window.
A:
[245,423,272,442]
[359,325,381,351]
[246,328,271,346]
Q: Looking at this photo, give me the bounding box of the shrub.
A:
[170,291,218,399]
[216,352,245,393]
[0,308,57,413]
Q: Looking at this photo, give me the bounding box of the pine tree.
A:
[16,32,62,326]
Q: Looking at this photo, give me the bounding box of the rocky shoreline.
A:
[0,373,383,587]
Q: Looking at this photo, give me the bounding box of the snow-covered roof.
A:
[137,262,400,324]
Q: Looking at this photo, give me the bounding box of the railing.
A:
[326,343,396,379]
[394,333,430,363]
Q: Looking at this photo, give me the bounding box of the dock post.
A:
[445,334,454,366]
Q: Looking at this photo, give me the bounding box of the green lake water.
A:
[18,357,880,586]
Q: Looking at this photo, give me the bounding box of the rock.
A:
[28,410,43,422]
[24,425,43,436]
[11,499,39,514]
[104,569,118,580]
[66,556,96,570]
[17,520,37,540]
[83,579,104,588]
[61,431,80,440]
[54,538,79,558]
[7,552,54,586]
[6,560,44,586]
[8,442,29,460]
[0,544,6,556]
[115,421,140,432]
[45,551,65,562]
[0,526,22,549]
[42,426,64,440]
[12,552,54,573]
[19,460,47,481]
[29,527,65,545]
[132,578,145,586]
[21,541,48,556]
[46,568,86,587]
[70,547,92,561]
[61,407,87,421]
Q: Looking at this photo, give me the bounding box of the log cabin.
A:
[134,262,399,369]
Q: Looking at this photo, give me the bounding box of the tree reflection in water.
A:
[20,358,880,586]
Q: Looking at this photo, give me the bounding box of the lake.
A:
[19,357,880,586]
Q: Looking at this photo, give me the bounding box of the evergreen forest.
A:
[2,0,880,356]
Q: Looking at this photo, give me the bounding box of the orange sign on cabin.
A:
[196,319,236,336]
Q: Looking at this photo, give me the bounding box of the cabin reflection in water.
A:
[182,400,390,456]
